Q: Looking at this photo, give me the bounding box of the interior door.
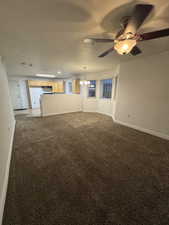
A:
[29,87,43,109]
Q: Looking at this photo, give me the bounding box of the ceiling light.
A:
[83,38,93,44]
[36,74,56,78]
[80,80,89,85]
[114,39,137,55]
[122,44,129,51]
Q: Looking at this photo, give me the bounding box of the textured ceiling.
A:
[0,0,169,78]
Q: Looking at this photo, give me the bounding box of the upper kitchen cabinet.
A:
[28,80,53,87]
[72,79,80,94]
[52,81,65,93]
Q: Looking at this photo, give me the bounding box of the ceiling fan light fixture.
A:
[80,80,89,85]
[83,38,93,44]
[114,39,137,55]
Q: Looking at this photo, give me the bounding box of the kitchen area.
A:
[8,78,81,117]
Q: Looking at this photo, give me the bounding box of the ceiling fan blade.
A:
[124,4,154,34]
[88,38,114,43]
[140,28,169,41]
[98,47,114,57]
[130,46,142,56]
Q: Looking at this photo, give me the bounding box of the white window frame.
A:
[87,80,96,98]
[100,78,113,99]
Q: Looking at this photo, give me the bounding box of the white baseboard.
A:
[82,110,112,117]
[0,120,16,225]
[42,110,82,117]
[96,111,112,117]
[82,110,97,113]
[114,118,169,141]
[42,109,169,141]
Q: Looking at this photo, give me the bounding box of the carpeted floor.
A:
[3,112,169,225]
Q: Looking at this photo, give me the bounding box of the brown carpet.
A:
[3,112,169,225]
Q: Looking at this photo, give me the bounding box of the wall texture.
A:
[0,57,15,224]
[115,51,169,139]
[8,80,29,110]
[41,94,82,116]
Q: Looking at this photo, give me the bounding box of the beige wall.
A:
[41,94,82,116]
[115,51,169,138]
[81,71,118,116]
[0,57,15,224]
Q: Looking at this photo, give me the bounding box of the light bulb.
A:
[114,39,137,55]
[122,44,129,51]
[83,38,93,44]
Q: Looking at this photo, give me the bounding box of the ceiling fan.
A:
[85,4,169,57]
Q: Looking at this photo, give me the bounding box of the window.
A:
[101,79,112,98]
[66,81,72,94]
[88,80,96,97]
[68,81,72,93]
